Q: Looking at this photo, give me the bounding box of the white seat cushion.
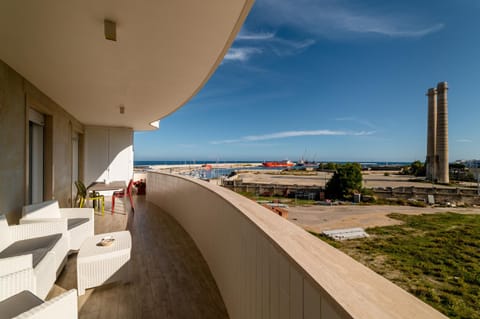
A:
[0,234,62,268]
[0,290,43,318]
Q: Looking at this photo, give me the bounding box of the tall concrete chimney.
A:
[436,82,449,183]
[426,88,437,181]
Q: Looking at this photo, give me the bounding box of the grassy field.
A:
[313,213,480,318]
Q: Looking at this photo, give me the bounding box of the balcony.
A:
[51,195,228,318]
[54,172,446,318]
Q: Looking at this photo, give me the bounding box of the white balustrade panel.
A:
[146,172,447,319]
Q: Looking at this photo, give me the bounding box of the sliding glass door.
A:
[28,109,44,204]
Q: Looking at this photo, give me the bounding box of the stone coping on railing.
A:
[146,171,447,319]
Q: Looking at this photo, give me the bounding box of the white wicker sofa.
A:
[21,200,94,251]
[0,216,69,300]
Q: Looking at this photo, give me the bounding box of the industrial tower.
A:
[426,82,449,184]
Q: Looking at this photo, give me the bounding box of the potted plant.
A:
[134,179,146,195]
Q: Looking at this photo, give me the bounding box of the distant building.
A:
[426,82,449,184]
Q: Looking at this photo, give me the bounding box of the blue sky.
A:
[135,0,480,162]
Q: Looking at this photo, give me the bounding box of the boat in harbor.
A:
[262,160,295,168]
[294,159,319,169]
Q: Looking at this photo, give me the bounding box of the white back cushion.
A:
[22,200,61,219]
[0,215,12,252]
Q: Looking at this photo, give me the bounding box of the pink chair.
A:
[111,180,134,214]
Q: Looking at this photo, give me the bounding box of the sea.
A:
[134,160,259,166]
[134,160,410,167]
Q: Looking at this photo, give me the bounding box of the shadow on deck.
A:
[53,196,228,319]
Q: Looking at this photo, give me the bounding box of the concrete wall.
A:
[84,126,133,186]
[0,60,26,222]
[373,186,480,205]
[147,172,447,319]
[0,59,84,222]
[221,180,323,200]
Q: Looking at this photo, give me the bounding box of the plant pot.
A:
[136,185,146,195]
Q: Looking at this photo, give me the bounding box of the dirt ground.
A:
[138,168,480,234]
[238,170,467,189]
[287,204,480,233]
[237,170,480,233]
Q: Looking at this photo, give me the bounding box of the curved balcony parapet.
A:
[146,171,447,319]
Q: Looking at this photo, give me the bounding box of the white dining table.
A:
[87,181,126,193]
[86,181,127,208]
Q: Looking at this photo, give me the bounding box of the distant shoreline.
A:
[133,162,263,176]
[134,160,412,168]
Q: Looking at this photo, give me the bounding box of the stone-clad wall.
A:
[0,59,83,223]
[373,186,480,205]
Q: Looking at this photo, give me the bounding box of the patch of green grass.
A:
[315,213,480,318]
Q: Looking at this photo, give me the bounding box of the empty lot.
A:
[287,204,480,232]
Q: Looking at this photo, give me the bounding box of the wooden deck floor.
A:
[51,195,229,319]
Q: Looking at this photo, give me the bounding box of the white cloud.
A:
[267,38,316,56]
[224,47,262,62]
[210,129,375,144]
[224,30,315,63]
[357,23,445,38]
[237,31,275,40]
[224,0,444,64]
[353,131,375,136]
[223,1,444,64]
[254,0,444,38]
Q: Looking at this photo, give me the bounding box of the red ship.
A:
[262,160,295,168]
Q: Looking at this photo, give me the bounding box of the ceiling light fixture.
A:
[104,19,117,41]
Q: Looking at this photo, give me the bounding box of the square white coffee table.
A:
[77,230,132,295]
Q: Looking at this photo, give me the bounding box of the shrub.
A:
[325,163,363,200]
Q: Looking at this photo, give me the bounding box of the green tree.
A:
[323,162,338,170]
[318,162,337,171]
[325,163,363,200]
[410,160,426,177]
[449,163,466,170]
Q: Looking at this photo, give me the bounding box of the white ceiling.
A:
[0,0,253,130]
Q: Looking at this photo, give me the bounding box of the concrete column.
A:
[426,88,437,181]
[436,82,449,184]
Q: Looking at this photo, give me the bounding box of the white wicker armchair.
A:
[21,200,94,251]
[0,216,68,300]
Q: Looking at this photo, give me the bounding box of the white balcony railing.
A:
[146,172,447,319]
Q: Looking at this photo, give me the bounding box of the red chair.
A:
[112,179,134,214]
